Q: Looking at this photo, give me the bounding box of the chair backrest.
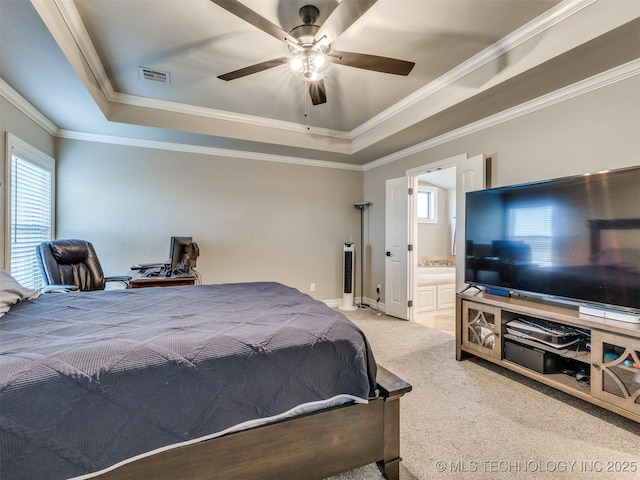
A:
[36,240,106,291]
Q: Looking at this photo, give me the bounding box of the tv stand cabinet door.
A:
[462,301,501,359]
[591,330,640,417]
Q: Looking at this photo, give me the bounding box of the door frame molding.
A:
[405,154,467,321]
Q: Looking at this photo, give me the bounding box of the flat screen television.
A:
[465,166,640,314]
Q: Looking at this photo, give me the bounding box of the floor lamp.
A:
[354,201,371,308]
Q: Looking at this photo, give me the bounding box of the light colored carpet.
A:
[327,308,640,480]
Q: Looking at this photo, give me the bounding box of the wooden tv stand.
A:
[456,291,640,422]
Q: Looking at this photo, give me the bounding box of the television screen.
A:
[465,166,640,312]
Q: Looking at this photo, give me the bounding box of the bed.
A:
[0,279,411,480]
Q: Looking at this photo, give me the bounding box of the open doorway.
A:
[412,167,457,335]
[385,154,485,324]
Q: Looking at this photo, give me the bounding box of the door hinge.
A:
[408,187,414,195]
[408,244,413,251]
[408,300,413,308]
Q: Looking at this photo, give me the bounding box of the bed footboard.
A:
[375,365,413,480]
[97,365,411,480]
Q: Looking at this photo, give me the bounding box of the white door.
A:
[385,177,411,319]
[455,154,487,292]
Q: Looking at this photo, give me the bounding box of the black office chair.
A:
[36,239,130,291]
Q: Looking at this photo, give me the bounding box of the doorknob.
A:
[386,251,392,257]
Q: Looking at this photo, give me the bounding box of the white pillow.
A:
[0,270,40,317]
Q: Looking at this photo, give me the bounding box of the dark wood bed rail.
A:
[374,365,413,479]
[97,365,411,480]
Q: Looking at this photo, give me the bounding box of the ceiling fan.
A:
[211,0,415,105]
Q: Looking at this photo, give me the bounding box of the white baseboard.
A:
[323,297,385,312]
[323,298,342,308]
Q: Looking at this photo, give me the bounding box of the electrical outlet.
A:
[310,283,316,292]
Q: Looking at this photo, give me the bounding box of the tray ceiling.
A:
[1,1,639,165]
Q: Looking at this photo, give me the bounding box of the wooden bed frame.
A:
[96,365,411,480]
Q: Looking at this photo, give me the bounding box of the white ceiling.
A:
[1,0,639,165]
[419,168,456,190]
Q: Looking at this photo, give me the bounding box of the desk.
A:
[129,274,196,289]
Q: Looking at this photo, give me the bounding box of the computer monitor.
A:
[169,236,192,274]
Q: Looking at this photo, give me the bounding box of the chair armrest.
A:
[105,276,132,286]
[41,284,79,293]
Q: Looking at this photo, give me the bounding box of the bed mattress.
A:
[0,282,377,480]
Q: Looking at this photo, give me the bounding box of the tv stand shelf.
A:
[456,292,640,423]
[502,333,591,364]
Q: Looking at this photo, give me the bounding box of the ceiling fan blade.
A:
[210,0,298,47]
[309,80,327,105]
[331,50,415,76]
[314,0,377,46]
[218,57,288,81]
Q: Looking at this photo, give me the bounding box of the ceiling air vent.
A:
[138,66,171,84]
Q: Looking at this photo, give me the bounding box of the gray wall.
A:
[2,75,638,303]
[365,75,640,303]
[55,139,363,301]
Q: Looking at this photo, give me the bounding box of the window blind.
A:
[8,143,54,290]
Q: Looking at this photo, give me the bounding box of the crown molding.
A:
[352,0,597,140]
[351,0,599,153]
[363,58,640,171]
[51,0,596,147]
[4,56,636,174]
[110,92,351,140]
[0,73,357,169]
[0,78,59,136]
[53,0,350,141]
[53,0,116,100]
[56,129,363,171]
[5,57,636,174]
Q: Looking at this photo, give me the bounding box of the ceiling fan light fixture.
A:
[288,49,331,81]
[213,0,414,106]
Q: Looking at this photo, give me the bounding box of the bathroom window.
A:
[417,186,437,223]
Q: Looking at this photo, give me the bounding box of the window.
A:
[416,186,437,223]
[5,133,55,289]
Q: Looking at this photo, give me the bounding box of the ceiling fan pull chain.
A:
[304,80,310,131]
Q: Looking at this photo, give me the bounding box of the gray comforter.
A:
[0,282,377,480]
